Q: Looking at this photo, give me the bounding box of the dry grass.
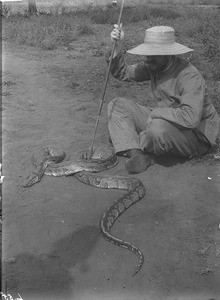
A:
[2,2,220,112]
[2,13,94,48]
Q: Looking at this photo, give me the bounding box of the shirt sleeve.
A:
[150,70,206,129]
[105,51,151,82]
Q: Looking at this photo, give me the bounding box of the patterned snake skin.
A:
[24,146,146,276]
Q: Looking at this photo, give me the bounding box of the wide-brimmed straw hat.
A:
[127,26,194,56]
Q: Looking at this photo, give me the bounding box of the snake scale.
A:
[24,145,146,276]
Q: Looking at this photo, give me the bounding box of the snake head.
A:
[23,173,39,188]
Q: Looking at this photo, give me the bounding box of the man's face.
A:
[146,55,171,73]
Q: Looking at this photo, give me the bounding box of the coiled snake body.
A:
[24,146,146,276]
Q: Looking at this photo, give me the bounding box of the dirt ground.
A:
[1,40,220,300]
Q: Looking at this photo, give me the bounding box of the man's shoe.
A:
[125,149,151,173]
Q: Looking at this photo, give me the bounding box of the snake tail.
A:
[76,172,146,276]
[100,182,146,276]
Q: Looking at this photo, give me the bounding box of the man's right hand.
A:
[110,23,124,57]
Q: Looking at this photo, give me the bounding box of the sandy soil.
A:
[1,40,220,300]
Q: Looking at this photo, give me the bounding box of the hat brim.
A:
[127,42,194,55]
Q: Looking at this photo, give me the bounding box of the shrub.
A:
[84,5,180,25]
[149,6,181,20]
[177,8,220,79]
[0,5,12,18]
[2,14,94,49]
[122,6,150,24]
[76,21,94,36]
[89,7,117,24]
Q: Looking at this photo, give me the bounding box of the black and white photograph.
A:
[1,0,220,299]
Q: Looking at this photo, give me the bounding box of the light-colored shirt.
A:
[108,53,219,146]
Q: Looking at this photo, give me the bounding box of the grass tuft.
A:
[2,14,94,49]
[76,19,94,35]
[149,6,181,19]
[84,5,180,25]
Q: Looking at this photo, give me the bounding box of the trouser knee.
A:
[107,97,129,119]
[140,119,174,154]
[140,118,206,157]
[148,119,168,139]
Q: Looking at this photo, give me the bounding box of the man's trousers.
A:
[108,97,210,157]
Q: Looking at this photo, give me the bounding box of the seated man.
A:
[107,25,220,173]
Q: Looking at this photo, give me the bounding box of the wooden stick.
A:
[88,0,125,159]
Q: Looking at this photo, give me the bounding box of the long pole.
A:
[88,0,125,159]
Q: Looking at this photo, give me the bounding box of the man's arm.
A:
[149,69,206,128]
[107,24,151,82]
[106,52,151,82]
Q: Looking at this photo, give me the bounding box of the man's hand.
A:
[111,23,124,42]
[110,23,124,57]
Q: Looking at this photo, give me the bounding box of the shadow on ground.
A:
[3,225,100,299]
